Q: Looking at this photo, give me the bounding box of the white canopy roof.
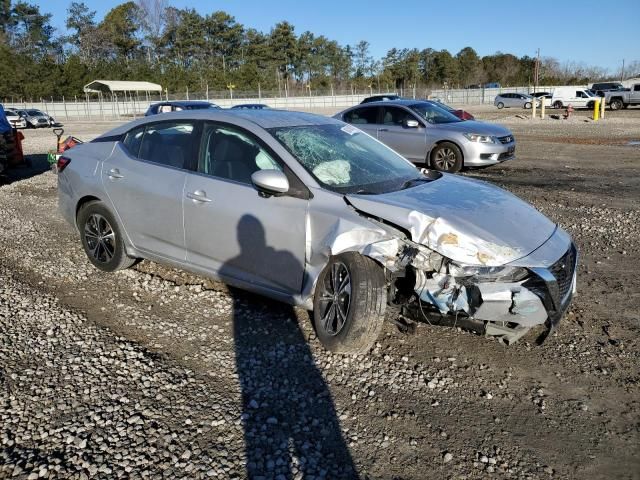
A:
[84,80,163,94]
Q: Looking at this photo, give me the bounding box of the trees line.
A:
[0,0,636,99]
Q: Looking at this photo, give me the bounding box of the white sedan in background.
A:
[5,109,27,129]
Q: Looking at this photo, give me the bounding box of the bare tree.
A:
[136,0,167,62]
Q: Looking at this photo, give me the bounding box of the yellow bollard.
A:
[541,98,546,119]
[593,98,600,121]
[531,96,537,119]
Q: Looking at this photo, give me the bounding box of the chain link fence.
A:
[2,84,588,121]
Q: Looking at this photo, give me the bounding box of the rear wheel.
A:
[313,253,386,354]
[553,101,563,109]
[610,98,623,110]
[430,142,463,173]
[77,201,135,272]
[496,102,504,109]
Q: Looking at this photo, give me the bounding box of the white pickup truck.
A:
[604,84,640,110]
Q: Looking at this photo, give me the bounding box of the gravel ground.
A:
[0,110,639,479]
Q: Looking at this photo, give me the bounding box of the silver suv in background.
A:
[334,100,515,172]
[494,93,539,109]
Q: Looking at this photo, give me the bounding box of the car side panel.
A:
[101,143,187,261]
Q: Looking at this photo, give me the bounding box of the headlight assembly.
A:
[463,133,495,143]
[448,262,529,282]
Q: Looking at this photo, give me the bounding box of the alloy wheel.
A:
[433,148,457,171]
[84,213,115,263]
[318,262,352,336]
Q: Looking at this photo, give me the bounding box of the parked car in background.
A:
[58,109,576,352]
[360,94,402,104]
[590,82,625,97]
[5,108,27,129]
[230,104,270,110]
[145,101,220,116]
[530,92,552,107]
[494,93,539,109]
[18,109,54,128]
[335,99,515,172]
[428,100,475,121]
[603,83,640,110]
[551,87,597,109]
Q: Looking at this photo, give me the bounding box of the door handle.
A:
[108,168,124,179]
[186,190,212,203]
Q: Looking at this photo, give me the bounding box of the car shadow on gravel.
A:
[1,153,50,185]
[221,215,358,479]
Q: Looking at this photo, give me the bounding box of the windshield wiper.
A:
[400,177,431,190]
[354,189,378,195]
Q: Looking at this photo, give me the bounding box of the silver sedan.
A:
[334,100,515,172]
[494,93,540,109]
[58,109,577,351]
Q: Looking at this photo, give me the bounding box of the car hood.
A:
[433,120,512,137]
[346,174,556,266]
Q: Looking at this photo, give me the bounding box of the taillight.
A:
[57,156,71,172]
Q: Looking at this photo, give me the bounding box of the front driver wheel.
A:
[496,102,504,109]
[430,142,463,173]
[553,101,563,109]
[610,99,623,110]
[524,102,532,109]
[313,253,386,354]
[77,201,135,272]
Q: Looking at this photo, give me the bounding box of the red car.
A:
[427,100,475,121]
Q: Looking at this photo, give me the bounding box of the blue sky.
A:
[36,0,637,72]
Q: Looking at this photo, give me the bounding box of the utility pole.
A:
[534,48,540,93]
[621,59,625,82]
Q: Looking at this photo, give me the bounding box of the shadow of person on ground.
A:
[220,214,358,479]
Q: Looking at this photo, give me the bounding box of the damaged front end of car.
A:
[336,175,578,344]
[384,237,578,344]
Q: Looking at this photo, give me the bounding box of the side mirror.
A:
[251,170,289,196]
[404,119,420,128]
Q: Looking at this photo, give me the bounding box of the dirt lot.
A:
[0,106,639,479]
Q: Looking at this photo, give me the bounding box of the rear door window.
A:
[344,106,379,125]
[136,122,198,169]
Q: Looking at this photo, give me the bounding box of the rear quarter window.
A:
[123,126,145,157]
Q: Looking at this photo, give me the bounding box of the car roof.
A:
[97,109,343,138]
[151,100,215,107]
[353,99,423,107]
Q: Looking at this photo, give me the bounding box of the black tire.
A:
[610,98,623,110]
[430,141,463,173]
[524,102,532,109]
[496,102,504,109]
[553,101,563,109]
[313,252,386,354]
[77,201,135,272]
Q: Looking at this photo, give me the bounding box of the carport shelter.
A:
[83,80,163,100]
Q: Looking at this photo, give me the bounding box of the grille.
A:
[549,246,576,300]
[498,151,514,160]
[497,135,513,144]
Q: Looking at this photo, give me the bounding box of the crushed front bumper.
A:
[413,229,578,344]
